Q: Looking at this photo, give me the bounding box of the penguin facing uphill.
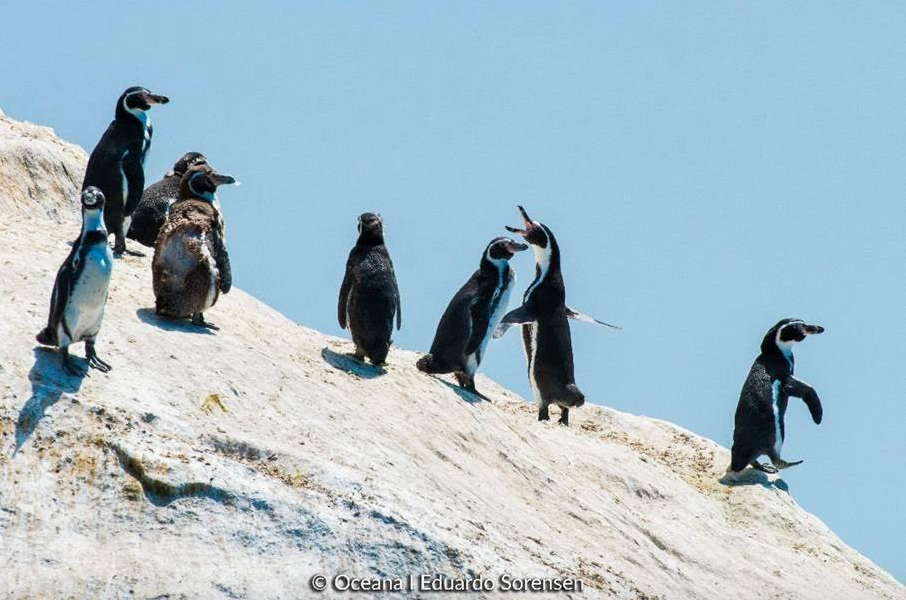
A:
[417,237,528,399]
[152,164,238,330]
[83,86,169,256]
[128,152,208,247]
[728,318,824,476]
[36,187,114,375]
[494,206,619,425]
[338,213,401,365]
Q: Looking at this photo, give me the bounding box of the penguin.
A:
[36,187,114,375]
[127,152,208,247]
[337,213,401,365]
[416,237,528,399]
[727,318,824,476]
[152,164,238,330]
[82,86,169,256]
[494,206,619,426]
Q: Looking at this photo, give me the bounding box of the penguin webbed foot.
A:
[124,248,146,257]
[771,457,803,470]
[191,313,220,330]
[85,343,112,373]
[454,372,490,401]
[749,461,778,474]
[558,407,570,426]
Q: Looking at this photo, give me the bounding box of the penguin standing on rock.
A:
[338,213,401,365]
[128,152,208,247]
[727,319,824,477]
[152,164,238,330]
[494,206,619,425]
[36,187,114,375]
[83,86,169,256]
[417,237,527,399]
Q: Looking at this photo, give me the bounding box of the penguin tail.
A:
[369,344,390,366]
[566,384,586,408]
[35,327,56,347]
[416,354,438,373]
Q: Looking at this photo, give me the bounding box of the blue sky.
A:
[4,1,904,582]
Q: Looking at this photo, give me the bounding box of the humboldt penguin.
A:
[152,164,238,330]
[416,237,527,399]
[337,213,401,365]
[36,187,114,375]
[494,206,619,425]
[727,318,824,477]
[82,86,169,256]
[127,152,208,247]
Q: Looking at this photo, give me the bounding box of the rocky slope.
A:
[0,108,903,600]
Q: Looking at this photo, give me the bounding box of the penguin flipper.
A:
[783,377,823,424]
[121,146,145,217]
[464,298,489,357]
[44,250,77,343]
[212,237,232,293]
[392,278,402,330]
[337,261,354,330]
[493,304,535,339]
[565,306,621,330]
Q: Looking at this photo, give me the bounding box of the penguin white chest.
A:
[771,380,783,455]
[480,280,514,357]
[63,245,113,344]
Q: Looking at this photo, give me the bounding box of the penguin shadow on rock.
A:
[135,307,216,335]
[426,375,486,405]
[719,468,790,493]
[13,348,87,456]
[320,347,386,379]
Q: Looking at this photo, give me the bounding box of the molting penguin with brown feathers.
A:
[152,164,238,330]
[494,206,620,425]
[338,213,401,365]
[128,152,208,247]
[82,86,169,256]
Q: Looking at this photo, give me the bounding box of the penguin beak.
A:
[144,93,170,106]
[505,205,537,236]
[802,324,824,335]
[212,173,237,187]
[504,241,529,253]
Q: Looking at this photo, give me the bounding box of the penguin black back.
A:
[337,213,401,365]
[128,152,208,247]
[495,206,618,425]
[83,86,169,255]
[728,319,825,477]
[416,237,527,397]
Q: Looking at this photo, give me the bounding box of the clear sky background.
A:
[3,1,904,583]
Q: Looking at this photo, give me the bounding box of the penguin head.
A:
[180,164,238,202]
[168,152,208,178]
[485,237,528,264]
[505,205,551,249]
[116,86,169,121]
[761,318,825,355]
[504,205,560,269]
[81,186,105,211]
[356,213,385,245]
